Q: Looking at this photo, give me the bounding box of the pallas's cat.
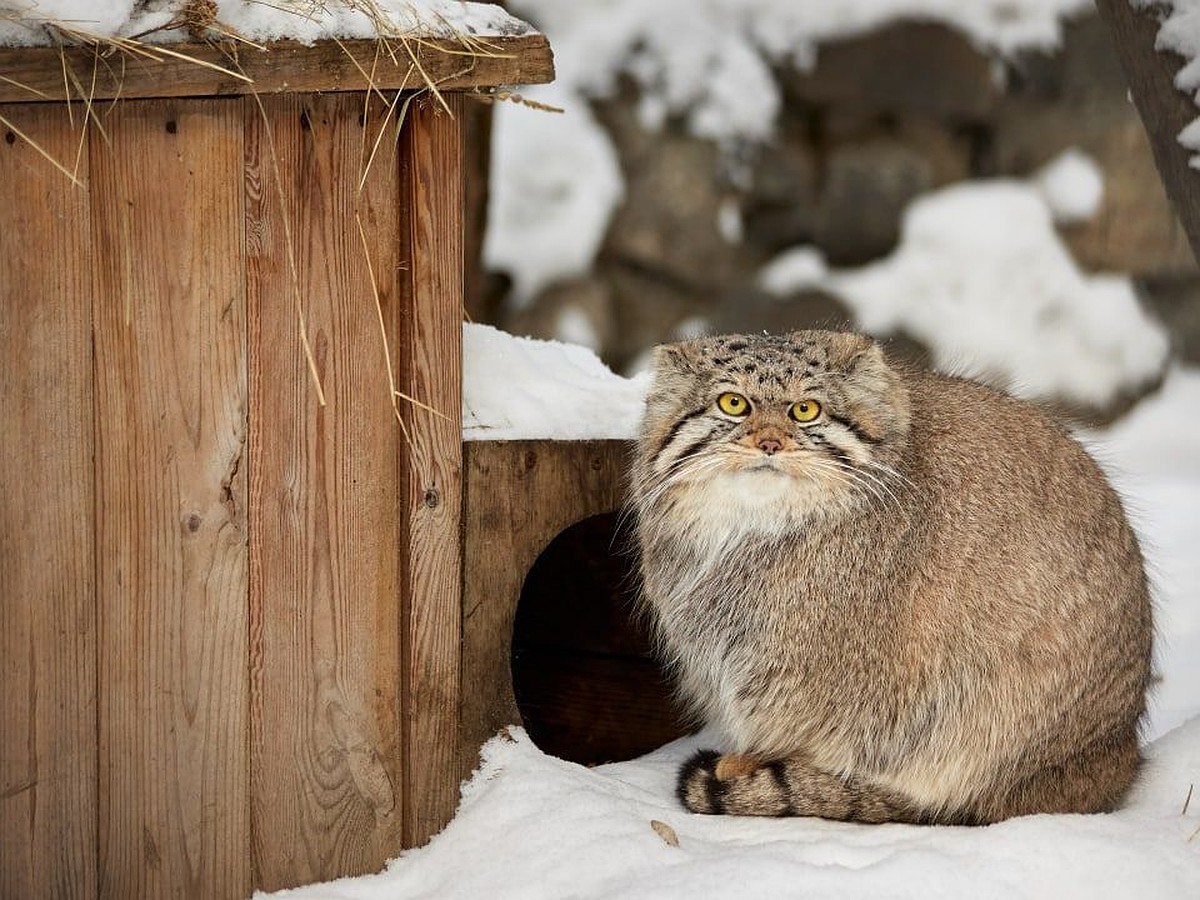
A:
[632,330,1151,824]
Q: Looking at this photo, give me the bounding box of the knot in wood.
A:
[423,487,440,509]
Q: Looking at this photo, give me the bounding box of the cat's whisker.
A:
[815,460,890,511]
[840,463,905,511]
[638,454,727,513]
[797,460,888,516]
[859,459,919,494]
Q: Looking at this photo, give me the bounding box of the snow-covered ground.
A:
[265,719,1200,899]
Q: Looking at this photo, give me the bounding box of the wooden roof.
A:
[0,33,554,104]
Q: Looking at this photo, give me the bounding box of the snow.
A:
[487,0,1094,304]
[1143,0,1200,166]
[1079,366,1200,742]
[0,1,533,46]
[551,305,601,350]
[760,180,1170,409]
[758,245,830,296]
[462,323,648,441]
[483,88,624,308]
[510,0,1092,143]
[262,718,1200,899]
[1034,147,1105,224]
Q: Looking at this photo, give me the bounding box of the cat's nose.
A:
[757,437,782,455]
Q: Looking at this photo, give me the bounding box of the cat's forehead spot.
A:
[703,337,829,368]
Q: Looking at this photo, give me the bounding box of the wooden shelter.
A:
[0,31,552,898]
[459,439,687,776]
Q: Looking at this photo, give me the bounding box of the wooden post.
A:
[1096,0,1200,264]
[91,98,250,900]
[247,92,408,892]
[0,104,98,900]
[399,96,467,848]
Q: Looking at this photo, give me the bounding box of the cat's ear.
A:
[846,342,890,379]
[844,340,912,437]
[651,342,699,375]
[810,331,877,371]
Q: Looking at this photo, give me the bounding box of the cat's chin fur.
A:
[663,456,855,547]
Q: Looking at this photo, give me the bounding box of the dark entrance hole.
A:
[511,512,690,765]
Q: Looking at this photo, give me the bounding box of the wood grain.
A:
[90,98,250,899]
[1095,0,1200,264]
[0,104,97,900]
[459,440,630,780]
[0,35,555,104]
[399,96,466,848]
[247,92,406,891]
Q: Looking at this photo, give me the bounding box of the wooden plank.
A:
[1095,0,1200,264]
[0,104,97,900]
[399,96,466,848]
[458,440,630,781]
[247,92,405,891]
[0,34,554,104]
[91,98,249,899]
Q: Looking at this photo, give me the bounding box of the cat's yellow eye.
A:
[717,392,750,417]
[789,399,821,423]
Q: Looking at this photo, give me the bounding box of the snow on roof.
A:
[0,0,535,47]
[463,323,648,441]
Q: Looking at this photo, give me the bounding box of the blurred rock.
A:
[814,138,935,266]
[485,9,1196,383]
[1137,276,1200,365]
[993,15,1197,275]
[605,264,718,371]
[503,276,618,355]
[708,287,852,337]
[742,127,820,255]
[781,22,1000,122]
[600,131,749,290]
